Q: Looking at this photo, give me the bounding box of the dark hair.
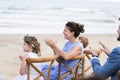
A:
[24,35,41,56]
[79,36,89,48]
[66,21,85,38]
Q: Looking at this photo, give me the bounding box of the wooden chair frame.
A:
[26,55,58,80]
[27,54,85,80]
[58,54,85,80]
[27,49,102,80]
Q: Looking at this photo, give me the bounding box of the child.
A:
[79,36,89,48]
[14,35,43,80]
[78,36,89,76]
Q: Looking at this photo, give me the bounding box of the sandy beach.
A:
[0,34,119,80]
[0,0,120,79]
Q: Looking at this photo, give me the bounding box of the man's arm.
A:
[91,48,120,79]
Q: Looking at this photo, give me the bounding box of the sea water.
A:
[0,0,120,34]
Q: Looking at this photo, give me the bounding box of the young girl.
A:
[14,35,43,80]
[78,36,89,76]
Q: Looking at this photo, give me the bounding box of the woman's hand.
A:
[45,39,57,48]
[56,57,64,62]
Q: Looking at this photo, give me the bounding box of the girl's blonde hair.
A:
[79,36,89,48]
[24,35,41,56]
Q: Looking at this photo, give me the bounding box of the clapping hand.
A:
[89,46,99,57]
[99,41,110,56]
[45,39,57,48]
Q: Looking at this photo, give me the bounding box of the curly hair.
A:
[66,21,85,38]
[24,35,41,56]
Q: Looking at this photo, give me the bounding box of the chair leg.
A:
[58,62,61,80]
[118,70,120,80]
[27,64,30,80]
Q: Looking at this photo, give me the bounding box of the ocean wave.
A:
[7,7,28,10]
[105,0,120,2]
[84,19,116,23]
[50,7,64,10]
[0,0,119,34]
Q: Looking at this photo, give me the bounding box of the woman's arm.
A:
[53,46,81,60]
[45,39,82,60]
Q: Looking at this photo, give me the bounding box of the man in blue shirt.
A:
[90,18,120,80]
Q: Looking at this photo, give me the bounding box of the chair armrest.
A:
[26,55,59,64]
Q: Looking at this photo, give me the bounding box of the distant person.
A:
[89,18,120,80]
[13,35,43,80]
[42,21,85,80]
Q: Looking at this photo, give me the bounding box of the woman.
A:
[43,21,85,80]
[14,35,43,80]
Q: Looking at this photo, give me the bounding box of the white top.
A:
[13,52,43,80]
[26,52,42,75]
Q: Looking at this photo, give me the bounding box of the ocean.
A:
[0,0,120,34]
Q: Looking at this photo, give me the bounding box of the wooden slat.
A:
[27,55,58,80]
[27,55,58,63]
[27,49,103,80]
[58,54,85,80]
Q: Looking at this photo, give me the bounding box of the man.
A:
[90,18,120,80]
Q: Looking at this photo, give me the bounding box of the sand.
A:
[0,34,119,80]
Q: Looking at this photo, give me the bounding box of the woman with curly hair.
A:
[43,21,85,80]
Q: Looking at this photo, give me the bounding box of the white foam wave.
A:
[0,26,64,34]
[105,0,120,2]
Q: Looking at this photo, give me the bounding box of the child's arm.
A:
[19,55,29,75]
